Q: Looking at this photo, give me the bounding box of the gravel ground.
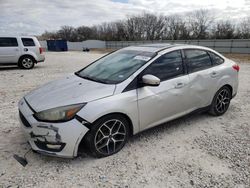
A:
[0,52,249,188]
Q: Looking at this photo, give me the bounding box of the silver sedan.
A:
[18,44,239,158]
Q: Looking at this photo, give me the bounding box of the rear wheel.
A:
[209,86,232,116]
[18,56,35,69]
[84,114,129,158]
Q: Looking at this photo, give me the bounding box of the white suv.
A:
[0,36,45,69]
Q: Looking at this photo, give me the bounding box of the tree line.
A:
[38,9,250,41]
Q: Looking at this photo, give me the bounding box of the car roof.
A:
[0,36,36,39]
[123,43,215,53]
[123,43,185,53]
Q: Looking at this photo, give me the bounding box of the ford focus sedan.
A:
[18,44,239,158]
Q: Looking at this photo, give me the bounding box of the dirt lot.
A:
[0,52,249,188]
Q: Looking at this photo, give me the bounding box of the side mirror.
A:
[142,74,160,87]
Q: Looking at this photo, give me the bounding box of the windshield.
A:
[76,50,156,84]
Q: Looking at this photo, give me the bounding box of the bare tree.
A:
[75,26,93,41]
[38,31,59,40]
[165,15,179,40]
[189,9,214,39]
[38,9,250,41]
[57,26,75,41]
[114,21,127,40]
[211,21,235,39]
[94,22,121,41]
[237,17,250,39]
[124,14,145,40]
[141,13,165,40]
[164,15,190,40]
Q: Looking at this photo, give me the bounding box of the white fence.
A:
[39,39,250,54]
[106,39,250,54]
[67,40,106,50]
[39,40,106,51]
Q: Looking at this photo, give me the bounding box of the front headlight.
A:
[34,103,86,122]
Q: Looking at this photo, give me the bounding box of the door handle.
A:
[175,82,185,89]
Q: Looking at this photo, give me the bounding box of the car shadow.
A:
[75,111,212,160]
[0,66,19,71]
[130,112,210,143]
[0,65,43,71]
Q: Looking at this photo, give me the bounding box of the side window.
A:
[21,38,35,46]
[185,49,212,73]
[0,37,18,47]
[143,50,184,81]
[209,52,224,65]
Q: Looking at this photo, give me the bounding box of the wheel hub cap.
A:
[215,89,230,113]
[22,58,33,68]
[94,119,126,155]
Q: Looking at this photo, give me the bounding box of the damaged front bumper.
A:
[18,98,89,158]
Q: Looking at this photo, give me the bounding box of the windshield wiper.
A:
[75,72,108,84]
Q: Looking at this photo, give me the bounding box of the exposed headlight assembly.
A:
[34,103,86,122]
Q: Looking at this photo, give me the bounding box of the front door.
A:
[0,37,20,63]
[137,50,192,131]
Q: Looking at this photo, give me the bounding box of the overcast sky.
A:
[0,0,250,35]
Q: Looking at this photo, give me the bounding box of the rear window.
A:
[21,38,35,46]
[209,52,224,65]
[0,37,18,47]
[185,49,212,73]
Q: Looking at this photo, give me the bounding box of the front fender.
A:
[76,90,140,134]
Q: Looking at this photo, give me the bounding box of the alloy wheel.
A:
[215,89,230,113]
[94,119,126,155]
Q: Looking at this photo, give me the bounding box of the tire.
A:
[209,86,232,116]
[84,114,130,158]
[18,56,35,69]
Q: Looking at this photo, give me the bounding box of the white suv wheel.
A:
[21,57,34,69]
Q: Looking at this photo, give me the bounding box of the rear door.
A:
[184,49,219,108]
[0,37,20,63]
[137,50,192,131]
[21,37,37,55]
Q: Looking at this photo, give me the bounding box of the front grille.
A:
[19,111,31,128]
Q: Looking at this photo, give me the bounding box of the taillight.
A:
[39,47,43,54]
[232,64,240,72]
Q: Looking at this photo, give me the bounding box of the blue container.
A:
[47,40,68,51]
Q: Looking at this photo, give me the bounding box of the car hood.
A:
[25,74,116,112]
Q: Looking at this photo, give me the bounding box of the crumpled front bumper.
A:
[18,98,89,158]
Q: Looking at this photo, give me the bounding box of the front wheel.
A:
[84,115,129,158]
[209,86,232,116]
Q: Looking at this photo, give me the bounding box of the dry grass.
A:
[224,53,250,62]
